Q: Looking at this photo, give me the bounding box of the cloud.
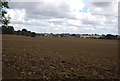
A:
[88,0,119,16]
[90,2,112,7]
[9,0,85,19]
[6,0,119,34]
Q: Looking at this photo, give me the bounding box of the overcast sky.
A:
[6,0,119,34]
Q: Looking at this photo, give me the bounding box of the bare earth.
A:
[2,35,118,80]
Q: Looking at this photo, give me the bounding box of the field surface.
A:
[2,35,118,80]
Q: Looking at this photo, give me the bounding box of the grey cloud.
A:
[9,2,73,19]
[90,2,112,7]
[48,21,64,25]
[9,2,43,9]
[88,1,117,16]
[119,2,120,16]
[91,0,119,17]
[82,19,98,25]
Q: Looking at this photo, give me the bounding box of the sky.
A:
[4,0,120,34]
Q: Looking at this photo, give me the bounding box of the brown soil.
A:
[2,35,118,80]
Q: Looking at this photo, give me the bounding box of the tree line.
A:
[37,33,120,40]
[99,34,119,40]
[0,25,119,39]
[0,26,36,37]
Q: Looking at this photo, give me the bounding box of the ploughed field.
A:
[2,35,118,80]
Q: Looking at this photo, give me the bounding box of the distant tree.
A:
[22,29,27,32]
[7,26,14,34]
[2,25,14,34]
[31,32,36,37]
[99,34,118,40]
[21,29,27,36]
[26,31,31,36]
[71,34,76,36]
[105,34,115,39]
[75,34,80,38]
[14,29,36,37]
[0,26,1,34]
[102,34,105,36]
[15,30,21,35]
